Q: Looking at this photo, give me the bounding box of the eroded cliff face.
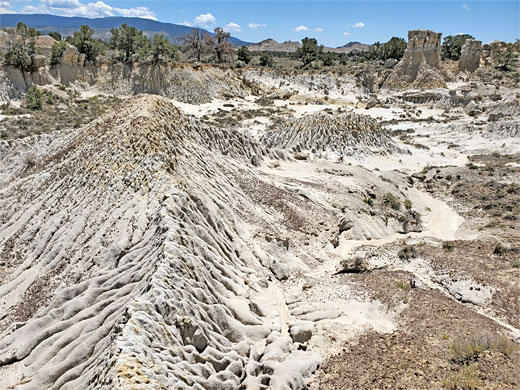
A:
[0,60,252,104]
[385,30,446,89]
[459,39,482,73]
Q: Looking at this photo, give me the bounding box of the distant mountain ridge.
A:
[0,14,371,53]
[247,38,370,53]
[0,14,251,46]
[326,41,371,53]
[248,39,302,52]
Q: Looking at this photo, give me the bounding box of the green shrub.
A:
[363,197,374,207]
[383,193,401,210]
[4,42,37,71]
[449,335,518,364]
[145,34,179,64]
[398,245,417,260]
[50,41,68,65]
[4,27,37,72]
[442,364,482,390]
[26,86,42,110]
[495,47,517,71]
[45,92,55,105]
[71,25,104,62]
[449,337,489,364]
[396,281,411,292]
[48,31,62,41]
[237,46,252,64]
[493,243,507,256]
[441,34,474,60]
[384,37,406,60]
[342,36,406,62]
[109,23,147,62]
[259,52,273,67]
[443,241,455,252]
[295,37,322,67]
[322,52,335,66]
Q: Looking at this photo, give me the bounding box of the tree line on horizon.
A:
[1,21,518,71]
[0,22,237,71]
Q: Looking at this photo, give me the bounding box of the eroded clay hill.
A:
[0,95,323,390]
[262,112,401,159]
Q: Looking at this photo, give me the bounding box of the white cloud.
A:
[291,25,310,32]
[224,22,241,33]
[313,27,323,32]
[462,3,471,10]
[22,0,157,19]
[0,0,13,13]
[343,32,351,36]
[177,13,217,29]
[116,6,157,19]
[194,13,216,27]
[248,22,267,29]
[351,22,365,28]
[41,0,82,9]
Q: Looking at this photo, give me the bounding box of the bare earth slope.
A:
[0,95,322,390]
[1,60,519,390]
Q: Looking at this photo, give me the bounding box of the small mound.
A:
[385,62,447,89]
[483,100,520,138]
[261,112,400,159]
[486,119,520,138]
[487,99,520,119]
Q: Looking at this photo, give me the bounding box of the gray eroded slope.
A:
[0,95,319,390]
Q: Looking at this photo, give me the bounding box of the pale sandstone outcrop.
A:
[60,46,80,66]
[34,35,56,48]
[482,40,509,65]
[385,29,446,89]
[34,35,57,59]
[33,54,47,69]
[459,39,482,73]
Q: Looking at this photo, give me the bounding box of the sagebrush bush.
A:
[449,335,518,364]
[398,245,417,260]
[493,243,507,256]
[442,364,482,390]
[26,86,42,110]
[443,241,455,252]
[383,193,401,210]
[50,41,68,65]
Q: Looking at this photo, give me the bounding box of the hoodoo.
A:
[459,39,482,73]
[385,29,446,88]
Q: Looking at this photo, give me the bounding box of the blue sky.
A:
[1,1,518,46]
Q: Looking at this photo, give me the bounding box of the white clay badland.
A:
[0,29,520,390]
